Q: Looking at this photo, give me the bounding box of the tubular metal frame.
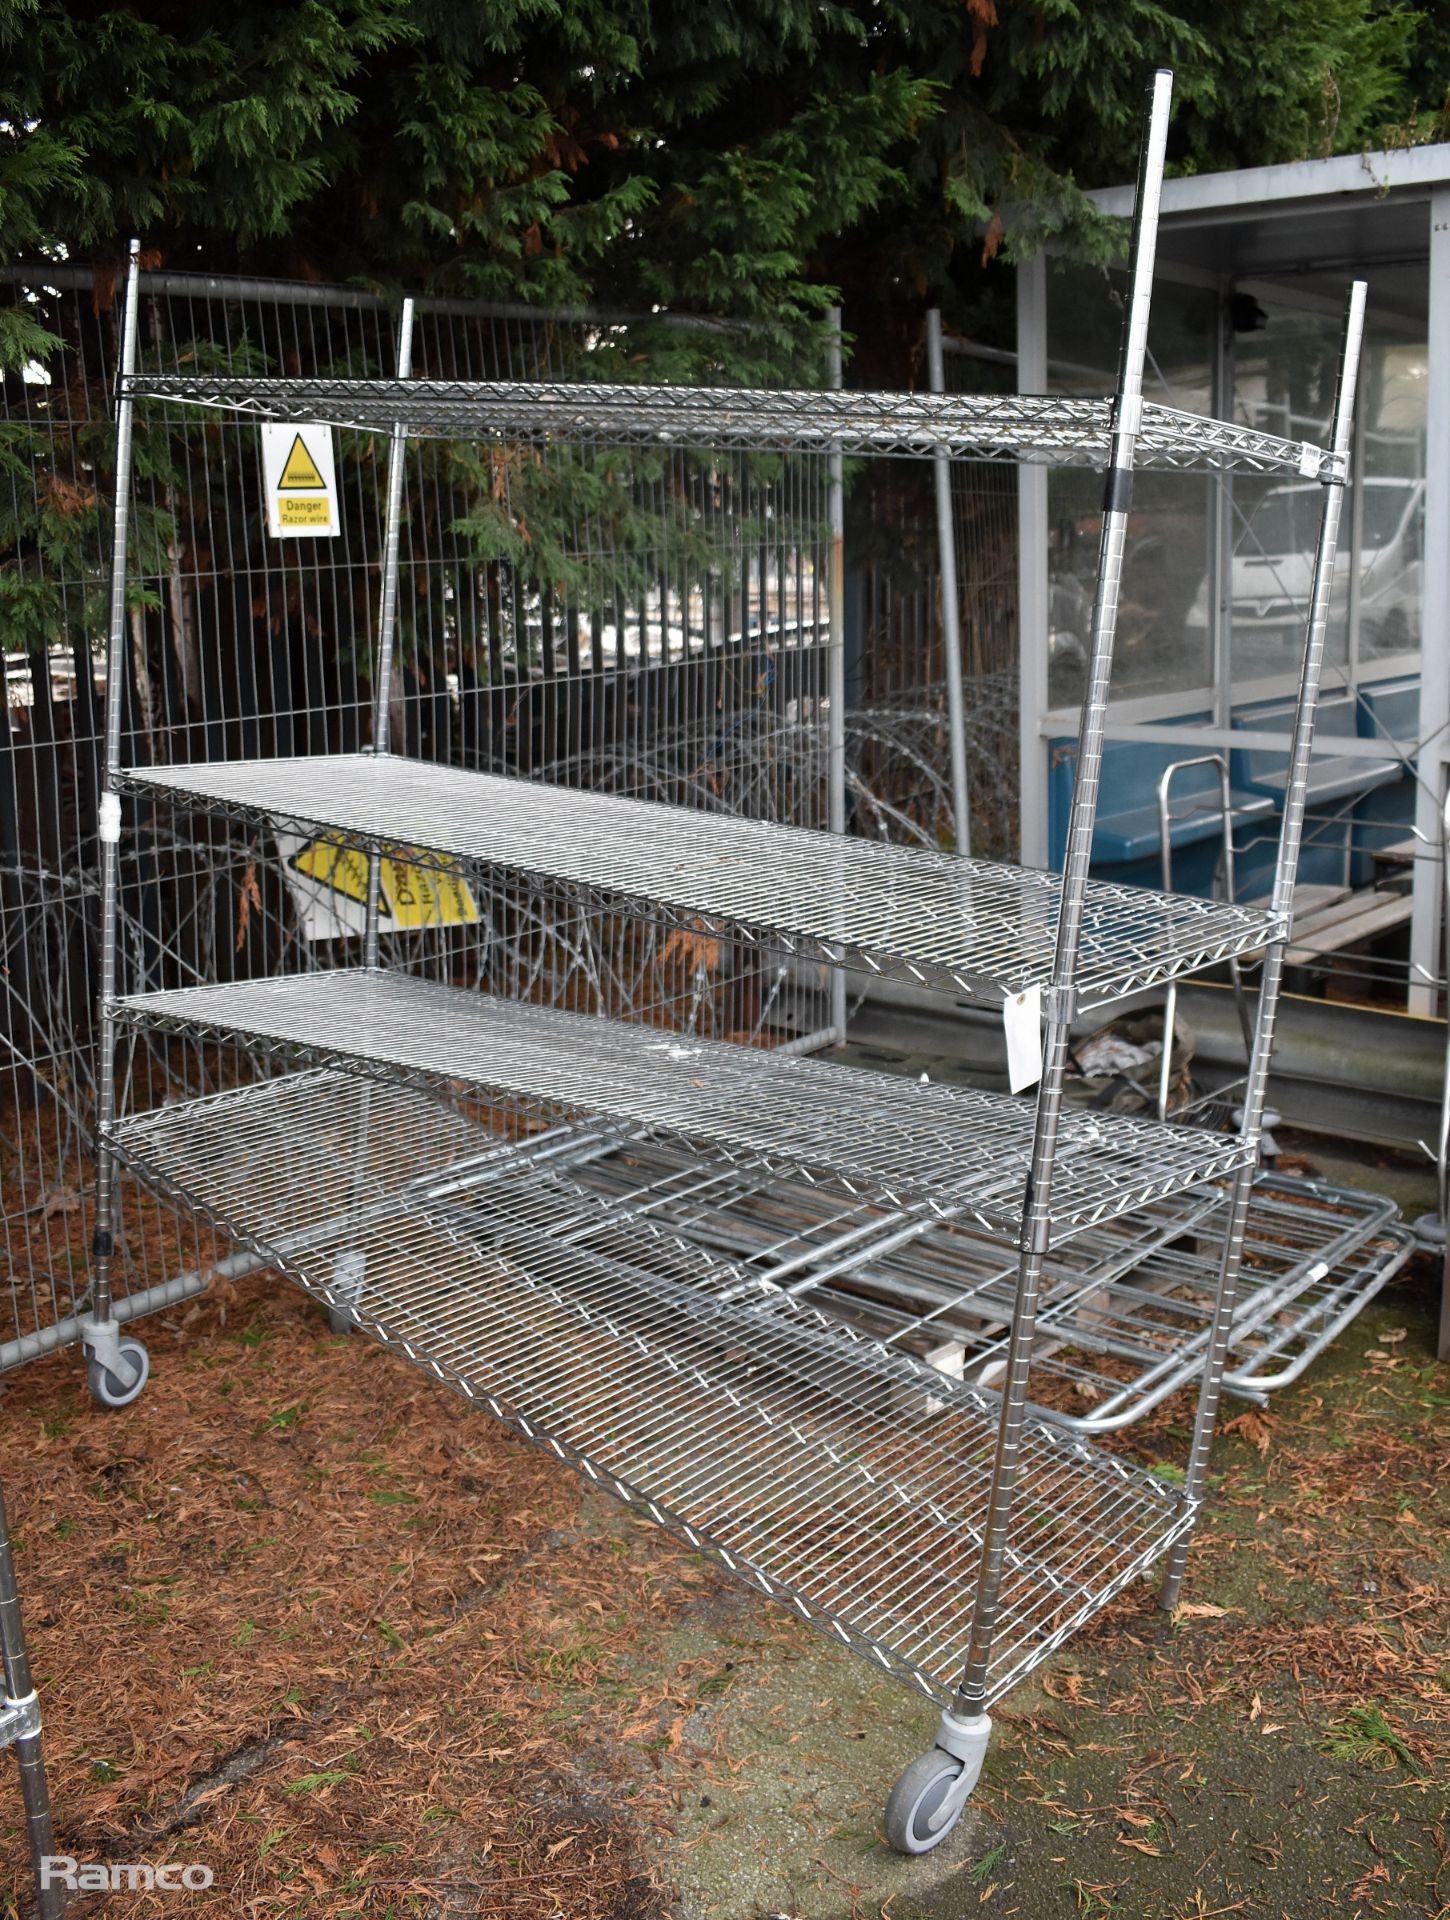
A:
[1154,752,1254,1120]
[0,1482,62,1920]
[1158,275,1367,1609]
[925,309,971,855]
[88,67,1367,1807]
[86,237,144,1376]
[529,1139,1412,1429]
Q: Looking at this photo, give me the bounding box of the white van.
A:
[1185,475,1423,662]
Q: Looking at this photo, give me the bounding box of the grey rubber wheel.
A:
[883,1747,968,1855]
[87,1337,149,1409]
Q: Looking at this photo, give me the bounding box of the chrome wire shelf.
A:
[110,1069,1194,1705]
[122,755,1284,1008]
[121,373,1344,480]
[553,1150,1412,1430]
[114,971,1256,1237]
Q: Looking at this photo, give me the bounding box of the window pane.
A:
[1354,323,1425,735]
[1044,264,1216,709]
[1228,298,1345,688]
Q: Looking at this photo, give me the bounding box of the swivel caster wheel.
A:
[87,1336,149,1409]
[884,1747,971,1854]
[883,1709,992,1856]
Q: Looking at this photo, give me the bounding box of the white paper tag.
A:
[1004,986,1043,1093]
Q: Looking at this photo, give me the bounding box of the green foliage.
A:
[4,0,1446,355]
[2,0,1446,676]
[1324,1703,1422,1772]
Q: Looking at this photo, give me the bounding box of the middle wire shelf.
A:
[120,754,1283,1009]
[108,1068,1195,1706]
[114,969,1256,1239]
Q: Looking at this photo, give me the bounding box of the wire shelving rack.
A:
[87,68,1369,1852]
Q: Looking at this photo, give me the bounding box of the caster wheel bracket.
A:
[925,1708,992,1835]
[80,1315,125,1376]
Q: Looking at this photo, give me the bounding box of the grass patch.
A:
[970,1842,1008,1886]
[1324,1704,1420,1773]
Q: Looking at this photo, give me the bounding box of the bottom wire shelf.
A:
[557,1150,1411,1430]
[109,1069,1194,1706]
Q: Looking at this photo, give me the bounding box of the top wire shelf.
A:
[121,374,1345,480]
[121,756,1283,1009]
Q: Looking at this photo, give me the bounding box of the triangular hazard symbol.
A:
[278,433,327,491]
[291,835,373,906]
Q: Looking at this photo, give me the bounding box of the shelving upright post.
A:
[85,236,150,1408]
[1160,276,1366,1606]
[881,67,1176,1847]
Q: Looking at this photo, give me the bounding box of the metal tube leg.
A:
[1413,784,1449,1358]
[826,307,848,1042]
[342,299,419,1335]
[86,239,150,1408]
[15,1729,60,1920]
[1157,1156,1255,1609]
[0,1489,62,1920]
[925,309,971,855]
[950,67,1175,1719]
[1159,281,1366,1608]
[363,297,417,969]
[1157,979,1178,1119]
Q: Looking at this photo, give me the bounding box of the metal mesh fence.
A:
[0,266,1030,1374]
[0,265,847,1367]
[846,335,1019,858]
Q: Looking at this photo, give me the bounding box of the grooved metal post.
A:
[90,238,143,1337]
[952,69,1174,1714]
[1436,785,1450,1362]
[1159,279,1366,1609]
[0,1486,62,1920]
[363,296,416,970]
[925,309,972,855]
[827,307,848,1041]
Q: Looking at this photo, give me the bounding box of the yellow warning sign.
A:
[261,421,339,538]
[282,831,478,938]
[379,850,479,929]
[278,433,328,490]
[291,833,371,905]
[277,496,333,528]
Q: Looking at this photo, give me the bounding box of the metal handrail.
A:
[1155,753,1255,1118]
